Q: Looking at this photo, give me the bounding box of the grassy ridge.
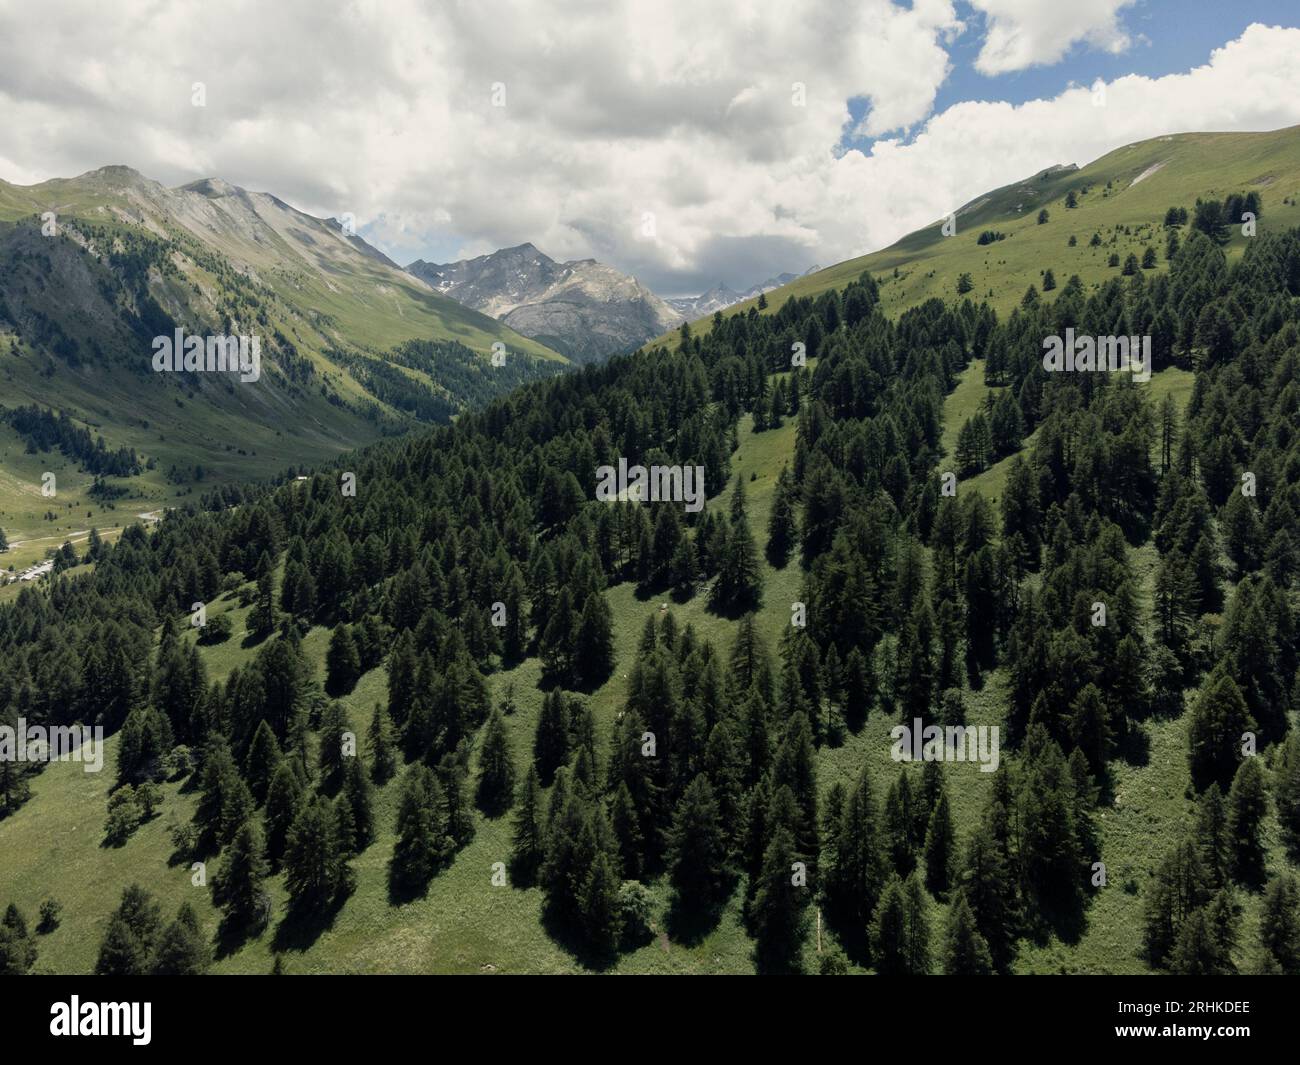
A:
[659,126,1300,343]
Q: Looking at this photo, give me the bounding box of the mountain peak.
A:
[406,243,678,363]
[180,176,240,198]
[80,164,151,188]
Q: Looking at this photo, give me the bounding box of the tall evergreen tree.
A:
[666,775,731,915]
[367,703,398,785]
[942,890,994,974]
[1226,757,1268,885]
[151,903,210,975]
[213,820,269,931]
[510,765,546,884]
[284,795,351,914]
[476,706,516,815]
[750,825,808,971]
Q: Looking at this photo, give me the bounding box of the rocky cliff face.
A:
[408,244,681,363]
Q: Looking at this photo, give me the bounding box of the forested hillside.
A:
[0,167,566,578]
[1,207,1299,974]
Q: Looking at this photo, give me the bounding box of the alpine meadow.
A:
[1,2,1300,1041]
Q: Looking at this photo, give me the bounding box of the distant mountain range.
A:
[665,267,822,319]
[407,244,680,364]
[0,166,567,497]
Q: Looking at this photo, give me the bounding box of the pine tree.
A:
[578,851,623,956]
[1258,874,1300,974]
[902,872,932,975]
[437,752,475,850]
[712,499,762,611]
[961,821,1016,971]
[244,719,282,805]
[842,646,873,728]
[573,592,615,687]
[367,703,397,785]
[340,756,375,851]
[386,631,419,727]
[389,764,448,894]
[533,688,571,784]
[317,699,351,794]
[476,706,516,815]
[766,465,797,567]
[825,764,886,936]
[93,885,161,976]
[1068,683,1112,774]
[325,624,361,695]
[264,761,304,866]
[1169,903,1233,975]
[94,913,147,975]
[666,774,730,914]
[251,553,277,637]
[923,791,955,897]
[1277,732,1300,859]
[750,825,808,971]
[0,903,36,975]
[942,890,993,974]
[1187,673,1255,792]
[884,771,918,875]
[151,903,210,975]
[284,795,349,914]
[1144,831,1210,967]
[1226,756,1268,885]
[510,765,546,884]
[213,820,269,930]
[871,875,908,974]
[1188,782,1230,892]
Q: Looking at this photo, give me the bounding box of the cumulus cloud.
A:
[968,0,1138,75]
[0,4,1296,296]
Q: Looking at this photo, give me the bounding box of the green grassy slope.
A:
[0,169,572,577]
[0,170,562,364]
[659,126,1300,343]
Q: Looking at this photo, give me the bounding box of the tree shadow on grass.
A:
[664,899,725,947]
[822,905,871,968]
[240,628,272,651]
[1117,723,1151,768]
[538,908,619,972]
[213,906,269,960]
[1024,892,1089,949]
[270,889,352,953]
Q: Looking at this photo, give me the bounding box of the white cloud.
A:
[0,5,1297,296]
[969,0,1138,75]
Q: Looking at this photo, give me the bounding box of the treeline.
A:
[3,405,141,477]
[330,340,564,426]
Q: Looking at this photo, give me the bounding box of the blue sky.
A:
[844,0,1300,151]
